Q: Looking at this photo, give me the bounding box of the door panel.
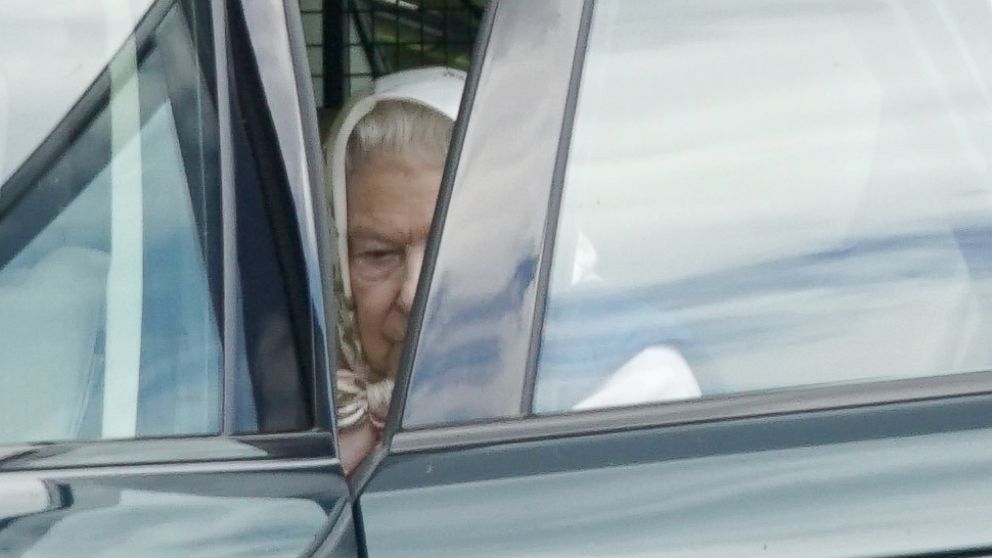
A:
[0,436,356,557]
[0,461,347,557]
[0,0,354,555]
[362,0,992,556]
[361,396,992,558]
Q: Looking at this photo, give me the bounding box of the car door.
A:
[0,1,357,556]
[355,1,992,556]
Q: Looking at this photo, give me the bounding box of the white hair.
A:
[345,100,453,177]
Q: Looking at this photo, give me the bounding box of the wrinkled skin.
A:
[340,154,442,475]
[347,155,443,380]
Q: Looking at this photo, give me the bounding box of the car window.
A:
[533,0,992,414]
[0,0,222,443]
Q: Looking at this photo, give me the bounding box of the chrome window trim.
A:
[215,0,239,435]
[0,456,339,481]
[0,431,336,471]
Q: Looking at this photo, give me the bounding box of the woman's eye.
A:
[354,249,401,279]
[362,250,397,263]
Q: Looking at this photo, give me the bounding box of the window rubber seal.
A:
[391,368,992,454]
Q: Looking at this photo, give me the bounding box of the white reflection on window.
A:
[536,0,992,413]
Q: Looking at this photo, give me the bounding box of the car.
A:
[2,0,992,557]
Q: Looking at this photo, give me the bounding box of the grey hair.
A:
[345,100,453,177]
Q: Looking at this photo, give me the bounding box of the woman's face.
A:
[347,155,443,379]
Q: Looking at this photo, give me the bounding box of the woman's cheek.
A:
[352,277,402,367]
[353,274,398,321]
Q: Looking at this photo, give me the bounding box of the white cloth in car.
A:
[574,345,701,411]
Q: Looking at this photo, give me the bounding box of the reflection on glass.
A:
[536,0,992,413]
[0,2,221,443]
[1,479,332,558]
[0,0,157,184]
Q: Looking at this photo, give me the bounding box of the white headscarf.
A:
[326,67,465,430]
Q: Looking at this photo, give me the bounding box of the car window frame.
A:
[384,0,592,435]
[227,0,334,435]
[0,0,337,466]
[383,0,992,455]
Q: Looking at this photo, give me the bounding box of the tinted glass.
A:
[0,1,222,442]
[534,0,992,413]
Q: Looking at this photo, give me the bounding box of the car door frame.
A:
[353,1,992,555]
[0,1,353,556]
[371,0,992,454]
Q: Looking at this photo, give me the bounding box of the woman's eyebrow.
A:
[348,227,403,244]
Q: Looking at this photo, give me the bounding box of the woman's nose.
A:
[398,244,425,313]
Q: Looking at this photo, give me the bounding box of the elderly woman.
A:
[327,67,464,474]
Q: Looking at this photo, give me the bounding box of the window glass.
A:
[0,0,157,184]
[535,0,992,413]
[0,1,222,442]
